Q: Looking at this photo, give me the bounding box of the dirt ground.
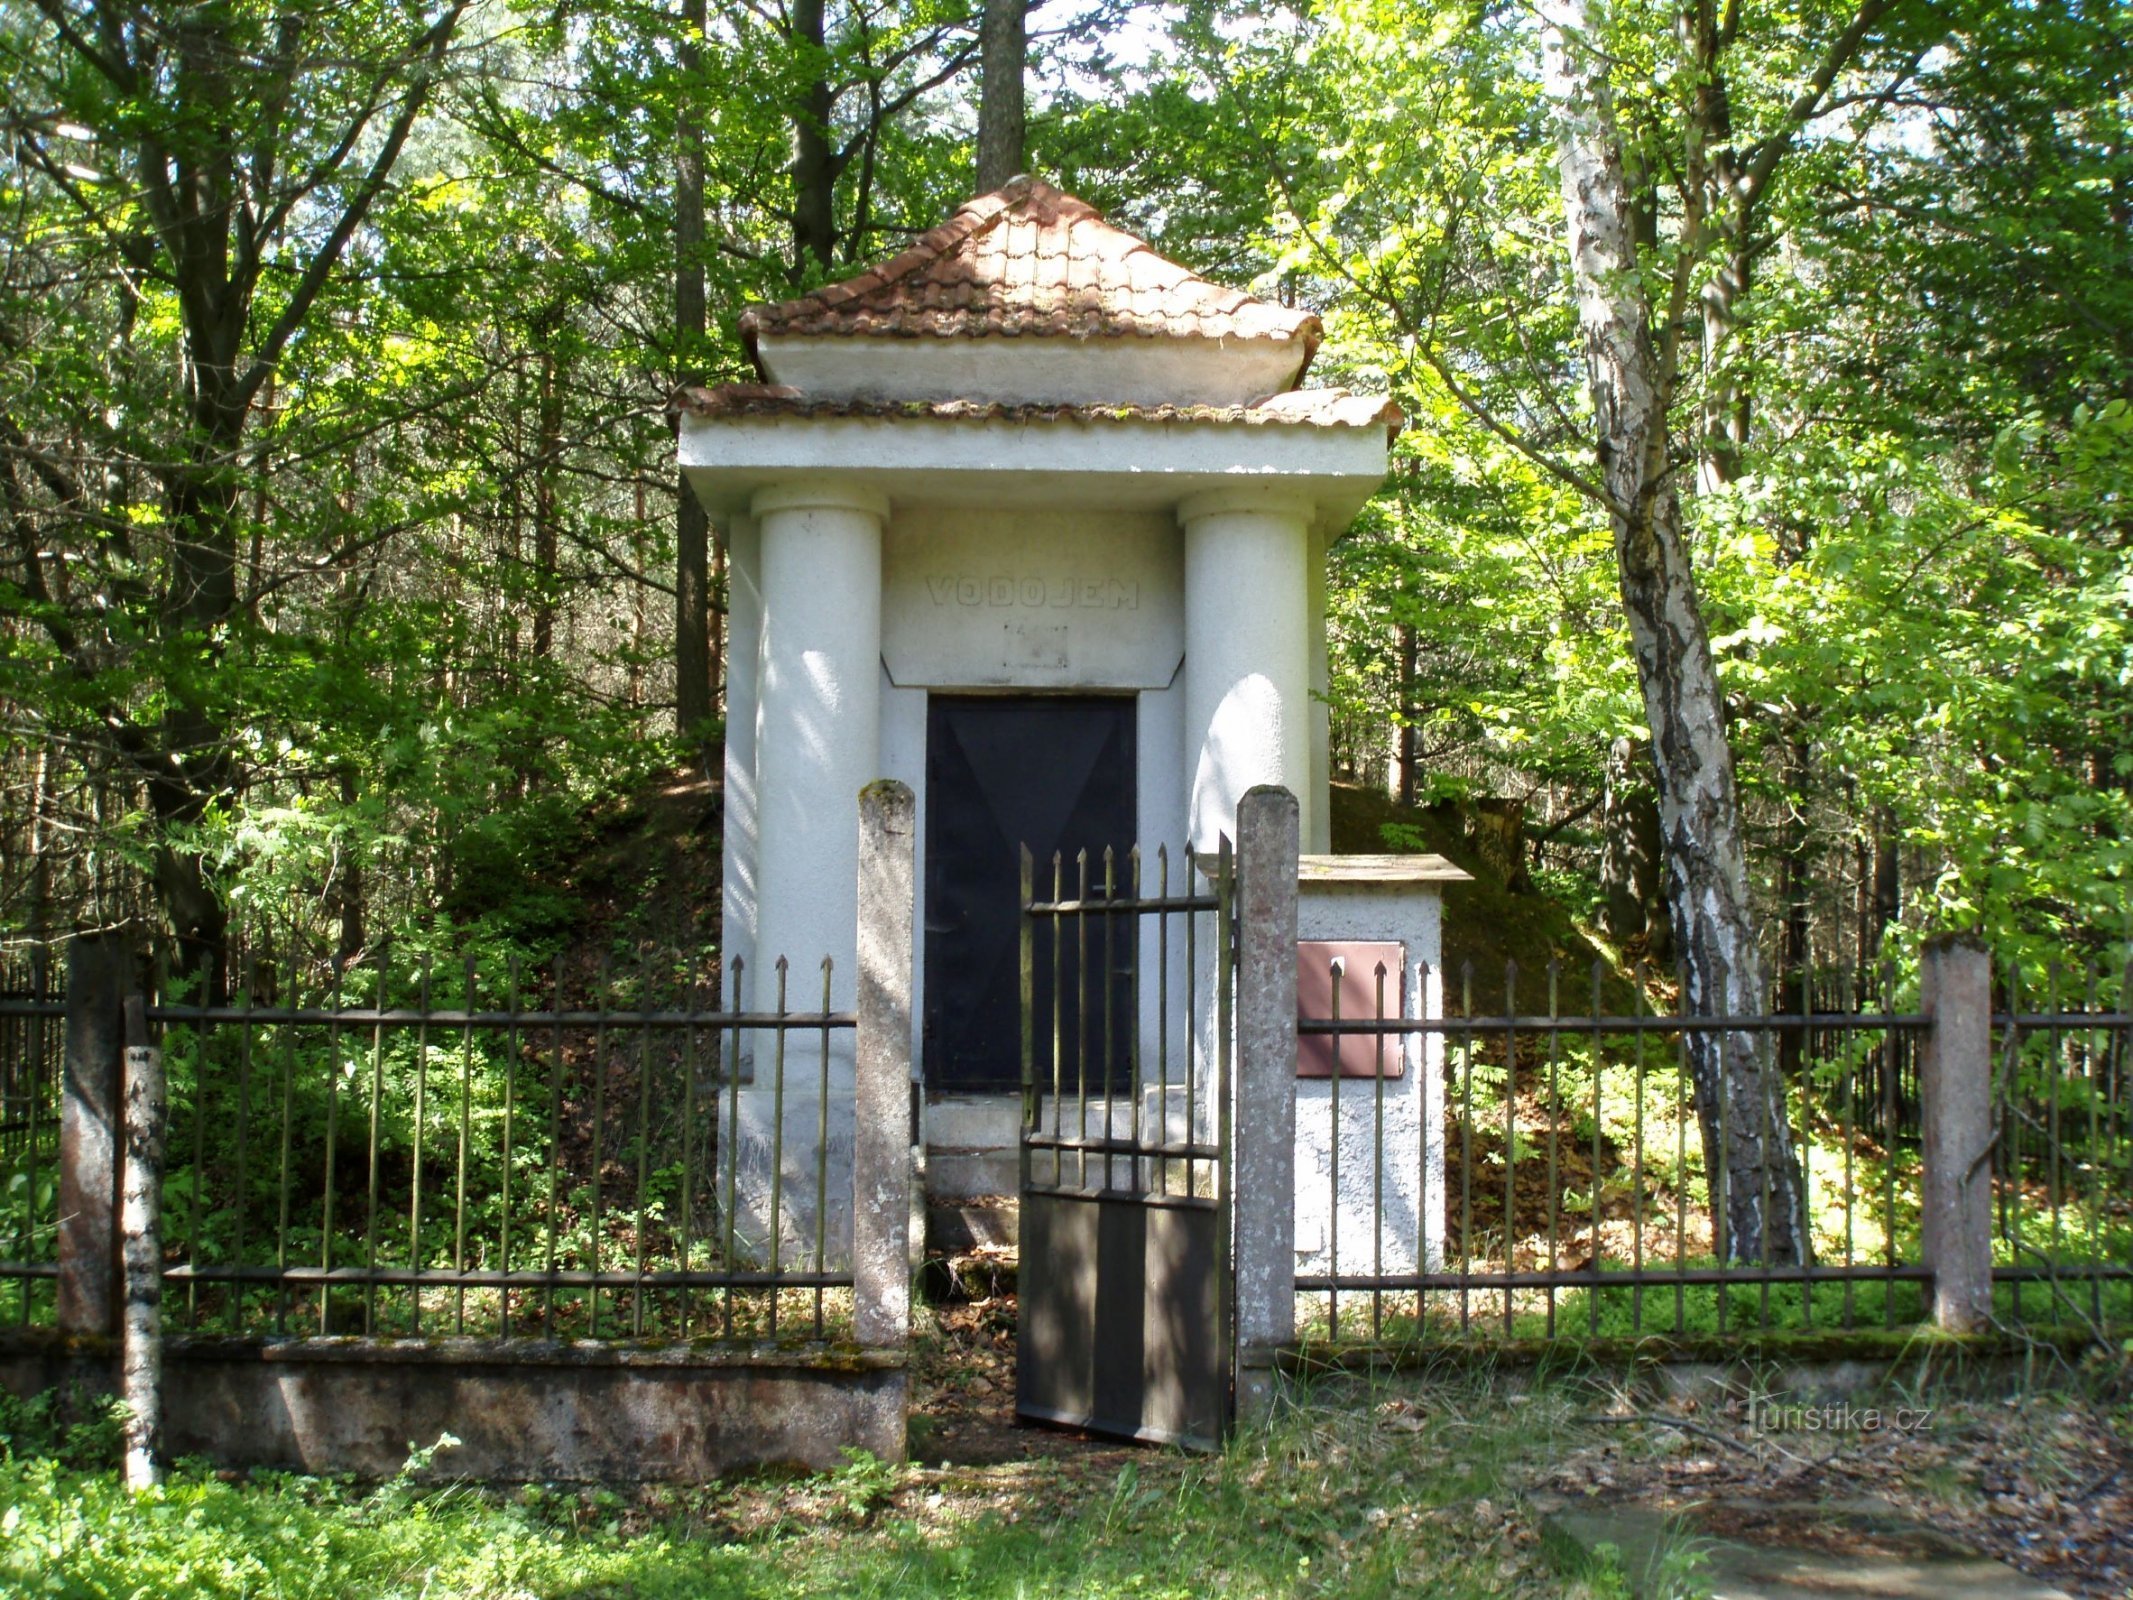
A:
[900,1285,2133,1598]
[1529,1365,2133,1598]
[904,1294,1135,1469]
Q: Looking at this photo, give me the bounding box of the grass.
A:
[0,1374,1598,1600]
[9,1341,2131,1600]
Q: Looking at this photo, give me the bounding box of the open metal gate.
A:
[1015,839,1235,1449]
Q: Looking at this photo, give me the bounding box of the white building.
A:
[678,178,1453,1264]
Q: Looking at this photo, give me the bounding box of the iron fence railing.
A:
[1,945,860,1344]
[1297,956,2130,1345]
[0,949,59,1160]
[1994,958,2133,1330]
[10,930,2128,1356]
[0,949,62,1324]
[1018,843,1228,1202]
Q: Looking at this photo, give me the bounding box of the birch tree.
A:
[1532,0,1915,1263]
[1536,0,1806,1262]
[1233,0,1928,1261]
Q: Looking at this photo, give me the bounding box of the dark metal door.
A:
[924,696,1136,1093]
[1017,839,1234,1450]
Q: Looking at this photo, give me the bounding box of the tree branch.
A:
[236,0,472,413]
[1738,0,1897,206]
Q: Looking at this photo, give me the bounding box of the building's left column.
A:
[740,481,889,1265]
[752,482,889,1002]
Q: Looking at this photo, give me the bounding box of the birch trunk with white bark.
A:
[1540,0,1807,1266]
[120,997,165,1491]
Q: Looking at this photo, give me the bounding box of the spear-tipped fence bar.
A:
[1995,957,2133,1328]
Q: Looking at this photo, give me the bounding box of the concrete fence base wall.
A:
[1,1334,906,1481]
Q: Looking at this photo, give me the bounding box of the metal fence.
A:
[0,949,58,1162]
[9,923,2128,1361]
[1995,958,2133,1331]
[1,942,860,1345]
[0,949,61,1321]
[1018,842,1228,1200]
[1296,955,2130,1346]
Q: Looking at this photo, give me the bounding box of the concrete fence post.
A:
[854,780,915,1364]
[59,933,128,1336]
[1232,784,1299,1422]
[1919,934,1995,1333]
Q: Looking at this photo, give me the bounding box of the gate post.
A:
[854,780,915,1367]
[1232,785,1299,1421]
[1919,934,1994,1333]
[59,933,129,1336]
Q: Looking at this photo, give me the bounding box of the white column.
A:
[720,510,762,1015]
[1306,521,1332,854]
[751,481,889,1008]
[1179,488,1314,852]
[740,481,887,1267]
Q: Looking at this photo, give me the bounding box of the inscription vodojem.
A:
[927,575,1141,610]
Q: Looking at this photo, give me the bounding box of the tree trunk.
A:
[790,0,837,273]
[337,764,365,965]
[1690,0,1751,495]
[119,997,165,1493]
[1868,805,1900,958]
[675,0,714,740]
[1698,203,1755,493]
[676,495,711,735]
[630,480,649,712]
[976,0,1027,193]
[151,429,245,1003]
[1775,729,1812,1078]
[25,739,53,950]
[1465,797,1529,892]
[532,348,561,660]
[1597,735,1671,961]
[245,370,275,623]
[1395,622,1418,807]
[711,521,727,720]
[1540,0,1806,1266]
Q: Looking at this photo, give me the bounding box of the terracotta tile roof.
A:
[673,382,1402,439]
[738,177,1320,358]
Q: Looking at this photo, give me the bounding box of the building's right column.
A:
[1179,488,1314,853]
[1305,522,1333,855]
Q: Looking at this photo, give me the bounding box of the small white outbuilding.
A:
[677,178,1451,1255]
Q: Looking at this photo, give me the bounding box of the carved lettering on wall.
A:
[925,575,1141,610]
